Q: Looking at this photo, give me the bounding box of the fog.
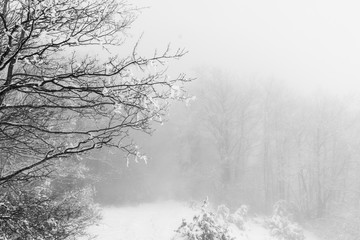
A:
[86,1,360,239]
[131,0,360,95]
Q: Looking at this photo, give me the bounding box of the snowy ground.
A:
[87,201,321,240]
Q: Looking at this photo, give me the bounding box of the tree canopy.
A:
[0,0,188,184]
[0,0,189,238]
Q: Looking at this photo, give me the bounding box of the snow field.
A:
[87,201,321,240]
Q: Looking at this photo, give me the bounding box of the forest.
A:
[95,70,360,239]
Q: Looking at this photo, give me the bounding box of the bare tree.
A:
[0,0,188,185]
[183,69,259,206]
[0,0,189,238]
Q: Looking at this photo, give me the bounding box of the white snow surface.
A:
[87,201,321,240]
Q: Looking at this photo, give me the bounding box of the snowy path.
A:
[88,201,195,240]
[87,201,321,240]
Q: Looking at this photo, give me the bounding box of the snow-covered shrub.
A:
[0,181,100,240]
[215,204,249,231]
[266,215,305,240]
[273,200,295,219]
[0,160,100,240]
[229,205,249,230]
[216,204,230,223]
[174,201,234,240]
[265,200,305,240]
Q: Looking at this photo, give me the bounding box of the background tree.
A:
[170,69,260,208]
[0,0,189,238]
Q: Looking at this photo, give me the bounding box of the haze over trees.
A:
[98,68,360,239]
[177,71,360,238]
[176,70,360,211]
[0,0,189,238]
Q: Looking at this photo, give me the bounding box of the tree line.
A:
[175,69,360,221]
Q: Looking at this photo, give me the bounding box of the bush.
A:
[229,205,249,231]
[174,200,234,240]
[0,181,100,240]
[216,204,230,223]
[265,200,305,240]
[0,161,100,240]
[217,204,249,231]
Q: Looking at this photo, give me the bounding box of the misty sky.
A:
[131,0,360,95]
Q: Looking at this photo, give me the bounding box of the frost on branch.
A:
[0,0,191,184]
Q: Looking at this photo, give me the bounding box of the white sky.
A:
[131,0,360,95]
